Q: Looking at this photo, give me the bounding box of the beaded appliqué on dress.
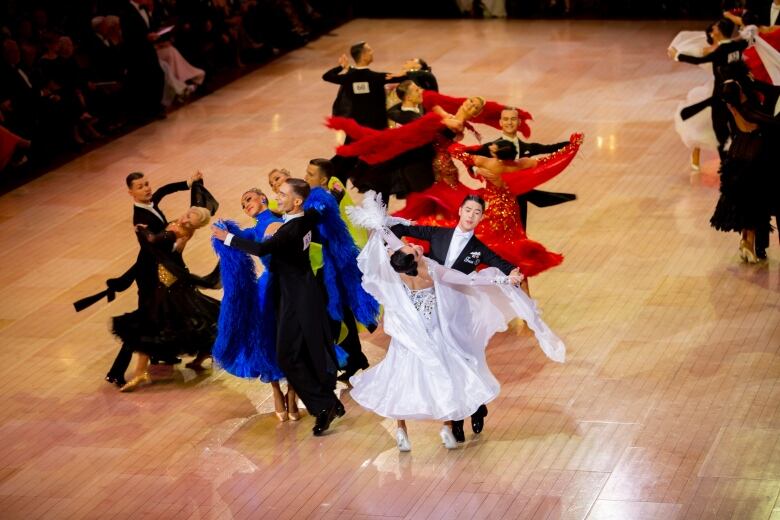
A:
[404,285,436,323]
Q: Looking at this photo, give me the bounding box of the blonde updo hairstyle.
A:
[187,206,212,229]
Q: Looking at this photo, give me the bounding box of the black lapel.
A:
[453,236,479,269]
[435,228,455,264]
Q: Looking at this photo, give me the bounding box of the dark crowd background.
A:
[0,0,732,190]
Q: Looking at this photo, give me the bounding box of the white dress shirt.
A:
[772,2,780,26]
[282,212,304,223]
[130,0,150,27]
[444,227,474,268]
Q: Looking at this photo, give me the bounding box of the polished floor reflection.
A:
[0,18,779,520]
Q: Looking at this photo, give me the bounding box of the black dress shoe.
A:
[335,402,346,417]
[312,406,338,436]
[471,404,488,434]
[451,420,466,443]
[105,374,126,387]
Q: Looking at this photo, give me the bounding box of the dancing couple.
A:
[211,177,380,436]
[346,192,566,451]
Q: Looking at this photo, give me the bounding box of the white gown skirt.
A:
[350,292,499,422]
[674,81,718,151]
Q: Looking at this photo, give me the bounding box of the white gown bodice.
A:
[403,284,438,334]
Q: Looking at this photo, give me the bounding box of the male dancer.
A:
[304,158,371,382]
[669,18,747,158]
[475,107,575,230]
[392,194,523,443]
[104,170,202,386]
[212,178,345,436]
[323,41,405,185]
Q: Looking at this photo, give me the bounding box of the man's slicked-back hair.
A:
[716,17,735,40]
[461,194,486,211]
[350,41,366,62]
[309,158,335,180]
[396,79,415,101]
[285,177,311,201]
[126,171,144,188]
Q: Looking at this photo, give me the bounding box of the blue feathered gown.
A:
[212,210,285,382]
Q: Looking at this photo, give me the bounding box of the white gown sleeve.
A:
[433,264,566,363]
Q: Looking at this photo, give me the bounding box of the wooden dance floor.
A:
[1,19,779,520]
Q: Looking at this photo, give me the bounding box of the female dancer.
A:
[346,193,565,451]
[328,97,581,277]
[267,168,291,211]
[710,79,775,262]
[212,189,298,421]
[114,206,219,391]
[213,185,381,417]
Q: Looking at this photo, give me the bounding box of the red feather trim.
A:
[502,133,583,195]
[326,113,445,165]
[421,90,533,138]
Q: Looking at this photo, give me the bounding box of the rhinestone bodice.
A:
[404,284,437,331]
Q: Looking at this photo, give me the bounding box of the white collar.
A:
[501,133,519,142]
[401,105,420,112]
[453,226,474,237]
[134,201,154,209]
[354,65,369,70]
[282,212,304,223]
[719,39,733,45]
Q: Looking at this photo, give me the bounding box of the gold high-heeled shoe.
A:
[120,372,151,392]
[285,391,300,421]
[275,411,289,422]
[739,240,758,264]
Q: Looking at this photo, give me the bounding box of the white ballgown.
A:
[346,193,565,422]
[670,31,719,151]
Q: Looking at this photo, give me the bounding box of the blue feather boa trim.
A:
[211,220,284,383]
[304,187,380,328]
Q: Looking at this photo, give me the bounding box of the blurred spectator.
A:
[0,0,351,177]
[118,0,166,121]
[85,15,128,133]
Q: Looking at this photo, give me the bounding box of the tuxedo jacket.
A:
[677,40,748,88]
[391,224,515,275]
[132,181,189,299]
[118,2,160,71]
[322,66,401,129]
[228,211,335,383]
[474,136,568,160]
[387,103,423,125]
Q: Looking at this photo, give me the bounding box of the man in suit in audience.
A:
[118,0,165,121]
[392,194,524,443]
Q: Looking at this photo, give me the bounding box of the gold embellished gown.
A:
[111,229,220,359]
